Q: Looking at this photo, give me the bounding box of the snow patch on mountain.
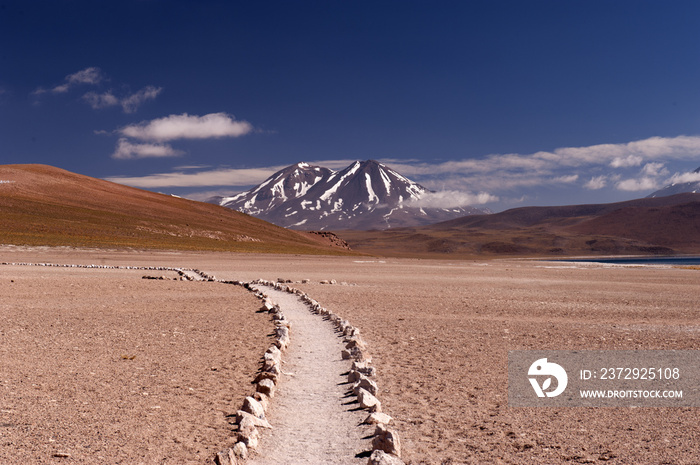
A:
[648,165,700,198]
[211,160,490,230]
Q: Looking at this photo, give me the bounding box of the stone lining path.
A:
[246,286,370,465]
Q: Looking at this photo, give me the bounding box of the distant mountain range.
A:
[209,160,489,230]
[339,193,700,257]
[648,166,700,198]
[3,163,699,258]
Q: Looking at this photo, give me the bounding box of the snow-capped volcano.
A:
[648,166,700,198]
[211,160,488,230]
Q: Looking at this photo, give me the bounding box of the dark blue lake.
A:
[558,256,700,266]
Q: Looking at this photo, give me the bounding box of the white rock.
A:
[353,376,379,396]
[256,378,276,398]
[372,424,401,457]
[367,449,404,465]
[242,396,265,420]
[238,427,259,450]
[345,337,366,350]
[363,412,393,425]
[232,442,248,459]
[357,387,381,411]
[253,392,270,411]
[236,410,272,429]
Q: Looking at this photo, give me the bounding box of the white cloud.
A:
[106,166,283,188]
[616,177,660,192]
[552,174,579,184]
[377,135,700,195]
[83,86,162,113]
[39,67,105,94]
[83,91,119,109]
[111,138,184,160]
[120,86,162,113]
[584,175,608,190]
[382,135,700,179]
[666,171,700,185]
[173,164,212,170]
[182,189,246,202]
[31,68,160,113]
[409,191,498,208]
[611,163,671,192]
[641,162,669,177]
[106,133,700,205]
[120,112,253,142]
[65,67,104,86]
[610,155,643,168]
[417,172,558,193]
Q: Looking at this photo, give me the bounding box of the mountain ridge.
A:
[211,160,488,230]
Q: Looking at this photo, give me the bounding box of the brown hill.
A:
[336,193,700,258]
[0,164,353,255]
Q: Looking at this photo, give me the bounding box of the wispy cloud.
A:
[552,174,579,184]
[112,138,184,160]
[106,166,283,188]
[119,86,163,113]
[610,155,643,168]
[616,177,660,192]
[408,191,498,208]
[380,135,700,194]
[82,91,119,109]
[65,67,104,85]
[51,67,105,93]
[172,164,213,170]
[641,162,669,177]
[119,112,253,142]
[83,86,162,113]
[107,135,700,208]
[33,67,105,95]
[31,67,161,113]
[584,175,608,190]
[384,136,700,179]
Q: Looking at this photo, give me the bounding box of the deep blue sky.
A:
[3,0,700,211]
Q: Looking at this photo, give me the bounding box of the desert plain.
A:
[1,245,699,464]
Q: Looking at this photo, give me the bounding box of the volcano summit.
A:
[211,160,489,230]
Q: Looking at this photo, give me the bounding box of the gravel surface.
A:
[211,255,700,465]
[246,286,369,464]
[1,247,699,464]
[0,263,271,464]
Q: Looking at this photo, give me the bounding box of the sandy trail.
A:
[246,286,370,465]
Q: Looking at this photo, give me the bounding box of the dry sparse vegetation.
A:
[0,164,354,255]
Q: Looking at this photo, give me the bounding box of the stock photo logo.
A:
[528,358,568,398]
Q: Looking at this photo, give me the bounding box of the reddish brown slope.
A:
[0,164,352,254]
[336,194,700,257]
[567,201,700,250]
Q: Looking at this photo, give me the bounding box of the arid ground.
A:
[1,246,699,464]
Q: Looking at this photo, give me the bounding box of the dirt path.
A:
[246,286,370,465]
